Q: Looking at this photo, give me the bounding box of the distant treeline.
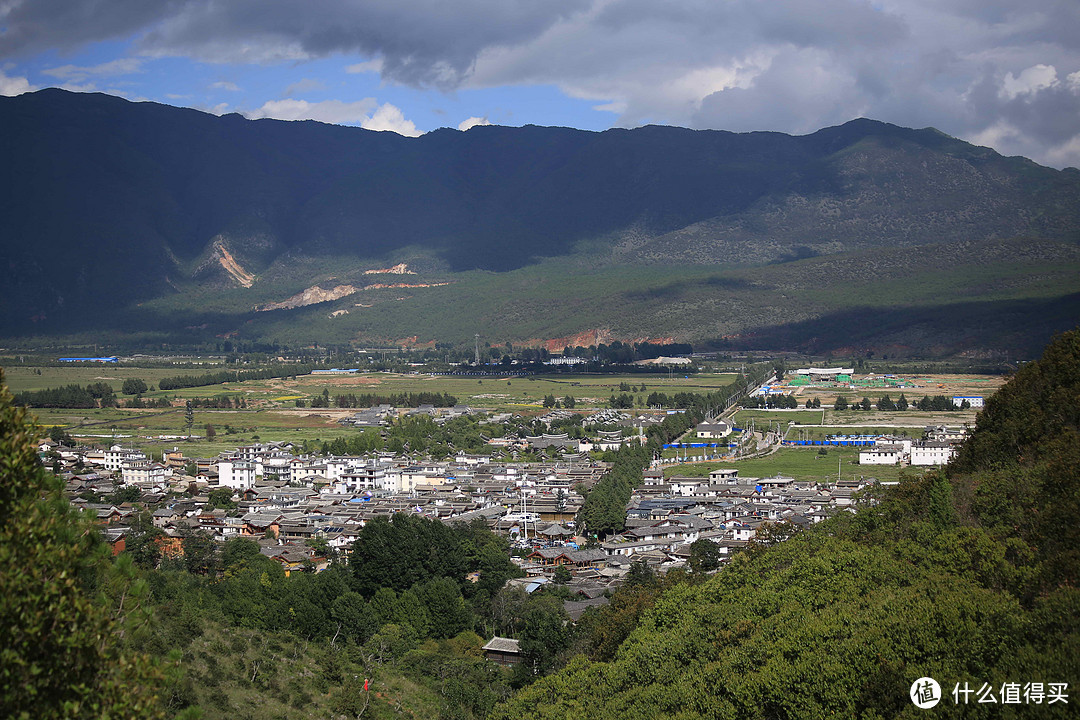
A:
[180,395,248,409]
[308,391,458,409]
[15,382,116,408]
[157,364,313,391]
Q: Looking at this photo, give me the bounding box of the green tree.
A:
[0,369,164,718]
[416,577,470,639]
[181,531,217,575]
[688,538,721,574]
[108,484,141,505]
[834,395,848,410]
[514,596,571,683]
[206,487,236,510]
[330,591,378,644]
[122,378,148,395]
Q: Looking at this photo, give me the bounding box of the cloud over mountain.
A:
[1,0,1078,165]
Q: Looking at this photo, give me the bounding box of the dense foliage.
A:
[0,370,164,718]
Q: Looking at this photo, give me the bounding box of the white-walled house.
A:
[859,444,904,465]
[910,442,957,466]
[217,459,257,490]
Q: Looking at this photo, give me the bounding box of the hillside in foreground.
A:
[494,329,1080,718]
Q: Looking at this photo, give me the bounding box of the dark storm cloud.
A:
[1,0,591,87]
[0,0,171,56]
[2,0,1077,166]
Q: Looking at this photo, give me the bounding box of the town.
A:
[38,360,985,665]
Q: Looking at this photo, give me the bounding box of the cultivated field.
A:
[2,364,738,458]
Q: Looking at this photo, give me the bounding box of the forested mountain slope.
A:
[495,329,1080,719]
[2,89,1078,352]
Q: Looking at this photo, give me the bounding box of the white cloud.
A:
[362,102,421,136]
[1067,70,1080,93]
[211,80,241,92]
[244,97,422,136]
[346,58,384,75]
[246,98,376,123]
[458,116,490,131]
[0,69,34,96]
[1000,64,1058,100]
[43,57,142,83]
[1042,134,1080,169]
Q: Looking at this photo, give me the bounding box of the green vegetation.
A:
[0,370,164,719]
[494,329,1080,718]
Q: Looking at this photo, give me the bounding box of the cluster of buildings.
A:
[856,426,969,466]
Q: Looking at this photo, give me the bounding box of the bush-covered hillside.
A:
[494,329,1080,719]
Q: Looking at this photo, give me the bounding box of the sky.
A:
[1,0,1078,168]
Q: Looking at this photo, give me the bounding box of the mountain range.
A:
[2,89,1078,356]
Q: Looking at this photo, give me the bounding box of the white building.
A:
[952,396,984,408]
[695,421,731,438]
[217,459,257,490]
[104,445,147,472]
[121,461,169,487]
[858,444,904,465]
[910,442,957,466]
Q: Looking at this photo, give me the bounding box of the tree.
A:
[330,591,378,645]
[122,378,148,395]
[184,401,194,436]
[108,484,141,505]
[205,423,216,441]
[182,531,217,575]
[625,559,655,588]
[689,539,722,574]
[0,369,164,718]
[514,595,571,683]
[896,393,909,411]
[563,395,576,408]
[834,396,848,410]
[48,425,73,446]
[206,487,236,510]
[416,577,470,639]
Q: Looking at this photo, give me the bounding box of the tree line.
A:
[307,390,459,409]
[14,381,117,408]
[157,364,313,391]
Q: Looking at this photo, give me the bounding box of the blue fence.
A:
[785,439,877,446]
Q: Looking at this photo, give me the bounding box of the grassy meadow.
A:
[664,445,913,483]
